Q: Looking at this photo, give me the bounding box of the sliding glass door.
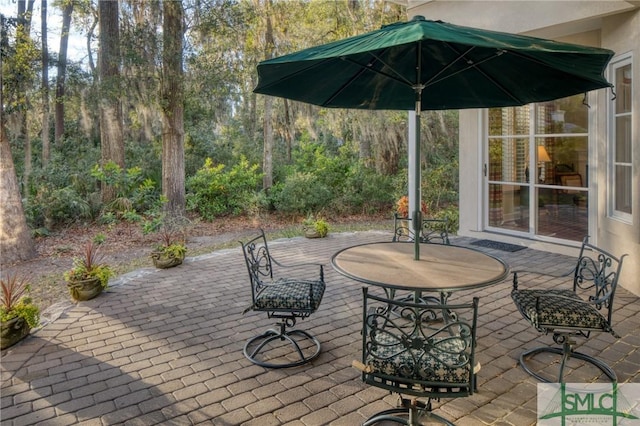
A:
[486,95,589,242]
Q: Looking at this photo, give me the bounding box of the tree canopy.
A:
[1,0,459,254]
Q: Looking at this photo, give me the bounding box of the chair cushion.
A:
[512,289,611,332]
[254,278,325,311]
[365,332,471,384]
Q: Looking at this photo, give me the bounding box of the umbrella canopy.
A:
[254,15,613,111]
[254,15,614,259]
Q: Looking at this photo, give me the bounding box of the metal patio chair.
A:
[240,230,325,368]
[511,236,627,382]
[392,213,450,245]
[391,213,451,307]
[354,288,479,425]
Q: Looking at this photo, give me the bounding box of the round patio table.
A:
[331,241,509,295]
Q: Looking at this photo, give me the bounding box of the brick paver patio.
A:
[2,230,638,425]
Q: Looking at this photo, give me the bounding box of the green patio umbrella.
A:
[254,15,614,259]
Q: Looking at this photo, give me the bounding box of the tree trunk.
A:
[262,0,275,191]
[283,99,293,163]
[98,0,124,204]
[161,0,185,217]
[0,48,36,264]
[87,11,98,76]
[41,0,50,166]
[54,1,73,144]
[263,96,273,190]
[22,115,31,190]
[17,1,34,191]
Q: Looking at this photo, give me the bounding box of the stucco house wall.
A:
[408,1,640,295]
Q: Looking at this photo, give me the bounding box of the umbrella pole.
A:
[412,44,424,261]
[413,99,422,261]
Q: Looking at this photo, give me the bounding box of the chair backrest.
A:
[360,287,478,398]
[573,236,627,326]
[240,230,274,303]
[392,213,450,244]
[559,173,583,194]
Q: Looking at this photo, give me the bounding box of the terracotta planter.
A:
[151,252,184,269]
[67,277,103,301]
[1,316,31,349]
[304,229,322,239]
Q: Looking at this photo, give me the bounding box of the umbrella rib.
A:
[422,45,477,88]
[341,53,415,88]
[425,45,525,104]
[322,53,416,106]
[323,63,373,106]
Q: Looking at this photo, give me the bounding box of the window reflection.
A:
[535,136,588,186]
[535,97,589,134]
[537,187,588,239]
[487,94,589,241]
[488,107,529,136]
[611,61,632,218]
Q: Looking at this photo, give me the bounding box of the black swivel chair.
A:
[354,288,479,425]
[240,230,325,368]
[392,213,450,245]
[511,236,627,382]
[391,213,451,307]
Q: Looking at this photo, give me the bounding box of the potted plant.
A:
[1,274,40,349]
[303,215,329,238]
[64,237,114,301]
[149,222,187,269]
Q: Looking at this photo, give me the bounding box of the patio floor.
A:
[2,230,639,425]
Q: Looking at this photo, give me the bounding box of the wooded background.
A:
[1,0,459,264]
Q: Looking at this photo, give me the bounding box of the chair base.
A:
[519,345,617,383]
[243,326,321,369]
[363,398,454,426]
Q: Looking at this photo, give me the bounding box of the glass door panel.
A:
[486,95,590,242]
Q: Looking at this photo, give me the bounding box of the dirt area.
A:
[2,213,389,321]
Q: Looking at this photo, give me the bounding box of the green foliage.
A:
[186,156,262,220]
[30,138,102,193]
[432,206,460,235]
[269,172,333,215]
[0,274,40,329]
[2,17,39,115]
[422,160,459,210]
[26,185,93,229]
[64,239,114,289]
[24,146,102,229]
[91,161,162,216]
[333,160,396,214]
[98,212,118,226]
[271,143,395,216]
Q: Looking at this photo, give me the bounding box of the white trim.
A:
[607,53,634,224]
[588,90,598,242]
[478,109,486,231]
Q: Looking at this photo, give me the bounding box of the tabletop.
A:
[331,242,509,292]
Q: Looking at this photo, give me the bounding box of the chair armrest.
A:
[271,255,325,281]
[352,360,375,373]
[271,255,323,269]
[511,267,575,290]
